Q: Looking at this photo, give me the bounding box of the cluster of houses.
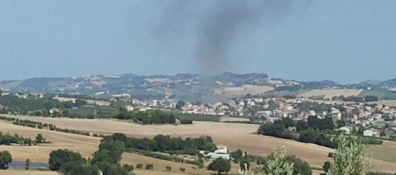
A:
[128,96,396,137]
[3,90,396,137]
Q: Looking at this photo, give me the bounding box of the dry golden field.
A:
[376,100,396,107]
[1,114,396,173]
[299,89,363,99]
[367,140,396,163]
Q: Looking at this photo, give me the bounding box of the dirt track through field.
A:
[1,115,396,173]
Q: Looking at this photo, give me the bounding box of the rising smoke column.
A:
[194,0,291,76]
[156,0,294,102]
[159,0,292,76]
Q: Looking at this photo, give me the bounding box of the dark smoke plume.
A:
[160,0,292,76]
[152,0,306,102]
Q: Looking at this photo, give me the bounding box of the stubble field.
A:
[1,114,396,174]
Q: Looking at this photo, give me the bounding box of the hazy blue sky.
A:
[0,0,395,83]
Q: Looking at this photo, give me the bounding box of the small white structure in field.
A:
[363,129,379,137]
[199,144,230,160]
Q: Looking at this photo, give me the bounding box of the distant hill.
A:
[383,78,396,88]
[0,72,395,102]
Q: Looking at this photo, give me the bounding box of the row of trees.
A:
[257,116,338,148]
[0,116,91,137]
[336,95,379,102]
[103,133,217,155]
[115,109,178,124]
[259,116,382,148]
[49,137,133,175]
[0,132,46,145]
[0,94,87,115]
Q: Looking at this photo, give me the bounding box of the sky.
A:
[0,0,395,83]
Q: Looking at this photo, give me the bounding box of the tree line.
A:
[114,108,193,125]
[0,132,47,146]
[0,116,91,137]
[0,94,87,115]
[103,133,217,155]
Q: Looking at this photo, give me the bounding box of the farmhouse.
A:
[199,144,230,160]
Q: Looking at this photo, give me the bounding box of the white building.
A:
[199,145,230,160]
[363,129,379,137]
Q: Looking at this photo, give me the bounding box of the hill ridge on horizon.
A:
[1,71,394,85]
[0,72,395,102]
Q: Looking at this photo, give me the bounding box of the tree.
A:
[207,158,231,175]
[25,158,31,170]
[296,120,310,132]
[284,155,312,175]
[0,151,12,169]
[323,161,331,173]
[336,120,346,128]
[299,130,319,143]
[35,133,46,143]
[49,149,86,171]
[264,146,294,175]
[231,149,243,162]
[239,158,250,172]
[280,117,296,128]
[61,162,98,175]
[258,123,285,137]
[327,133,371,175]
[175,100,186,110]
[96,140,125,163]
[307,116,320,129]
[318,117,335,130]
[95,162,129,175]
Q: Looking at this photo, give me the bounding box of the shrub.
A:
[328,152,334,158]
[122,164,134,172]
[136,163,143,169]
[180,119,193,124]
[145,164,154,170]
[166,166,172,171]
[180,167,186,172]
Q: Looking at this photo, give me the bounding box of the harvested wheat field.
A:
[0,120,211,175]
[376,100,396,107]
[0,120,100,162]
[299,89,363,99]
[367,140,396,163]
[2,115,396,173]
